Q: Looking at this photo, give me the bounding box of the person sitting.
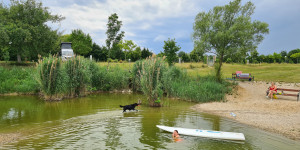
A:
[266,82,277,100]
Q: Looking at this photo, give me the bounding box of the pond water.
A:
[0,93,299,150]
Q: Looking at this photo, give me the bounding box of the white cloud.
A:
[154,35,167,42]
[46,0,200,38]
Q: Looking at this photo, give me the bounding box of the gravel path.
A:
[192,81,300,140]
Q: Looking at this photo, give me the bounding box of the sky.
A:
[2,0,300,55]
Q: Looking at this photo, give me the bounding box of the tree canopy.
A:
[192,0,269,81]
[68,29,93,56]
[106,13,125,59]
[163,38,181,66]
[0,0,64,62]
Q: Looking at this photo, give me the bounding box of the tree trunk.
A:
[216,54,223,83]
[17,54,22,63]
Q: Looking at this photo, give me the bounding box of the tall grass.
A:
[37,55,65,100]
[0,66,39,94]
[64,56,91,97]
[133,55,167,106]
[90,63,130,91]
[162,67,231,102]
[36,55,131,100]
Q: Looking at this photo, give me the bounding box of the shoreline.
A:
[192,81,300,141]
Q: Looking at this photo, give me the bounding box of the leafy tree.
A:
[128,46,142,61]
[287,48,300,63]
[290,52,300,63]
[190,49,202,62]
[1,0,64,62]
[141,48,152,59]
[68,29,92,56]
[88,43,108,61]
[105,13,125,58]
[163,38,181,66]
[157,52,165,57]
[273,52,282,63]
[118,40,136,61]
[250,50,259,63]
[280,50,287,57]
[192,0,269,81]
[178,51,190,62]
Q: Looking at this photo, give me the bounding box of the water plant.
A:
[64,56,91,97]
[133,55,167,107]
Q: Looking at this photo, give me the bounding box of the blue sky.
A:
[2,0,300,54]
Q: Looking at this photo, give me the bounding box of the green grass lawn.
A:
[175,62,300,83]
[2,61,300,83]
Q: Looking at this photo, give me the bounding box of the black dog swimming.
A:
[120,103,139,112]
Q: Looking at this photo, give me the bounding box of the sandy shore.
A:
[192,81,300,141]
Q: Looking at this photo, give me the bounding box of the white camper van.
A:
[61,42,74,60]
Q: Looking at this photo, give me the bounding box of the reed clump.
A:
[37,55,65,100]
[64,56,91,97]
[133,55,167,107]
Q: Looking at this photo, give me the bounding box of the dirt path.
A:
[192,81,300,140]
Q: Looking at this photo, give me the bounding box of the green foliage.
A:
[68,29,93,56]
[290,52,300,63]
[192,0,269,82]
[106,13,125,59]
[162,66,230,102]
[141,48,152,59]
[133,56,167,106]
[36,55,65,100]
[64,56,92,97]
[163,38,181,66]
[0,66,39,94]
[1,0,64,62]
[88,43,108,61]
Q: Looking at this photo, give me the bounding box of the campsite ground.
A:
[192,81,300,140]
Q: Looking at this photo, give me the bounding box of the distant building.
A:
[61,42,74,60]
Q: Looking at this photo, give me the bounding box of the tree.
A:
[163,38,181,66]
[1,0,64,62]
[192,0,269,81]
[250,50,259,63]
[141,48,152,59]
[287,48,300,63]
[105,13,125,58]
[290,52,300,64]
[68,29,92,56]
[178,51,190,62]
[118,40,137,61]
[88,43,108,61]
[273,52,282,63]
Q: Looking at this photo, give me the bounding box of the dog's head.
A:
[133,103,139,106]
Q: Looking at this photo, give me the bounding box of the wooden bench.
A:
[276,88,300,101]
[232,71,254,81]
[267,88,300,101]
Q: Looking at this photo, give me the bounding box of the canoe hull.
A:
[156,125,245,141]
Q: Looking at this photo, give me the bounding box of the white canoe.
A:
[156,125,245,141]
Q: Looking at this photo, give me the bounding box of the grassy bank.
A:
[96,62,300,83]
[1,59,231,103]
[0,66,39,94]
[175,62,300,83]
